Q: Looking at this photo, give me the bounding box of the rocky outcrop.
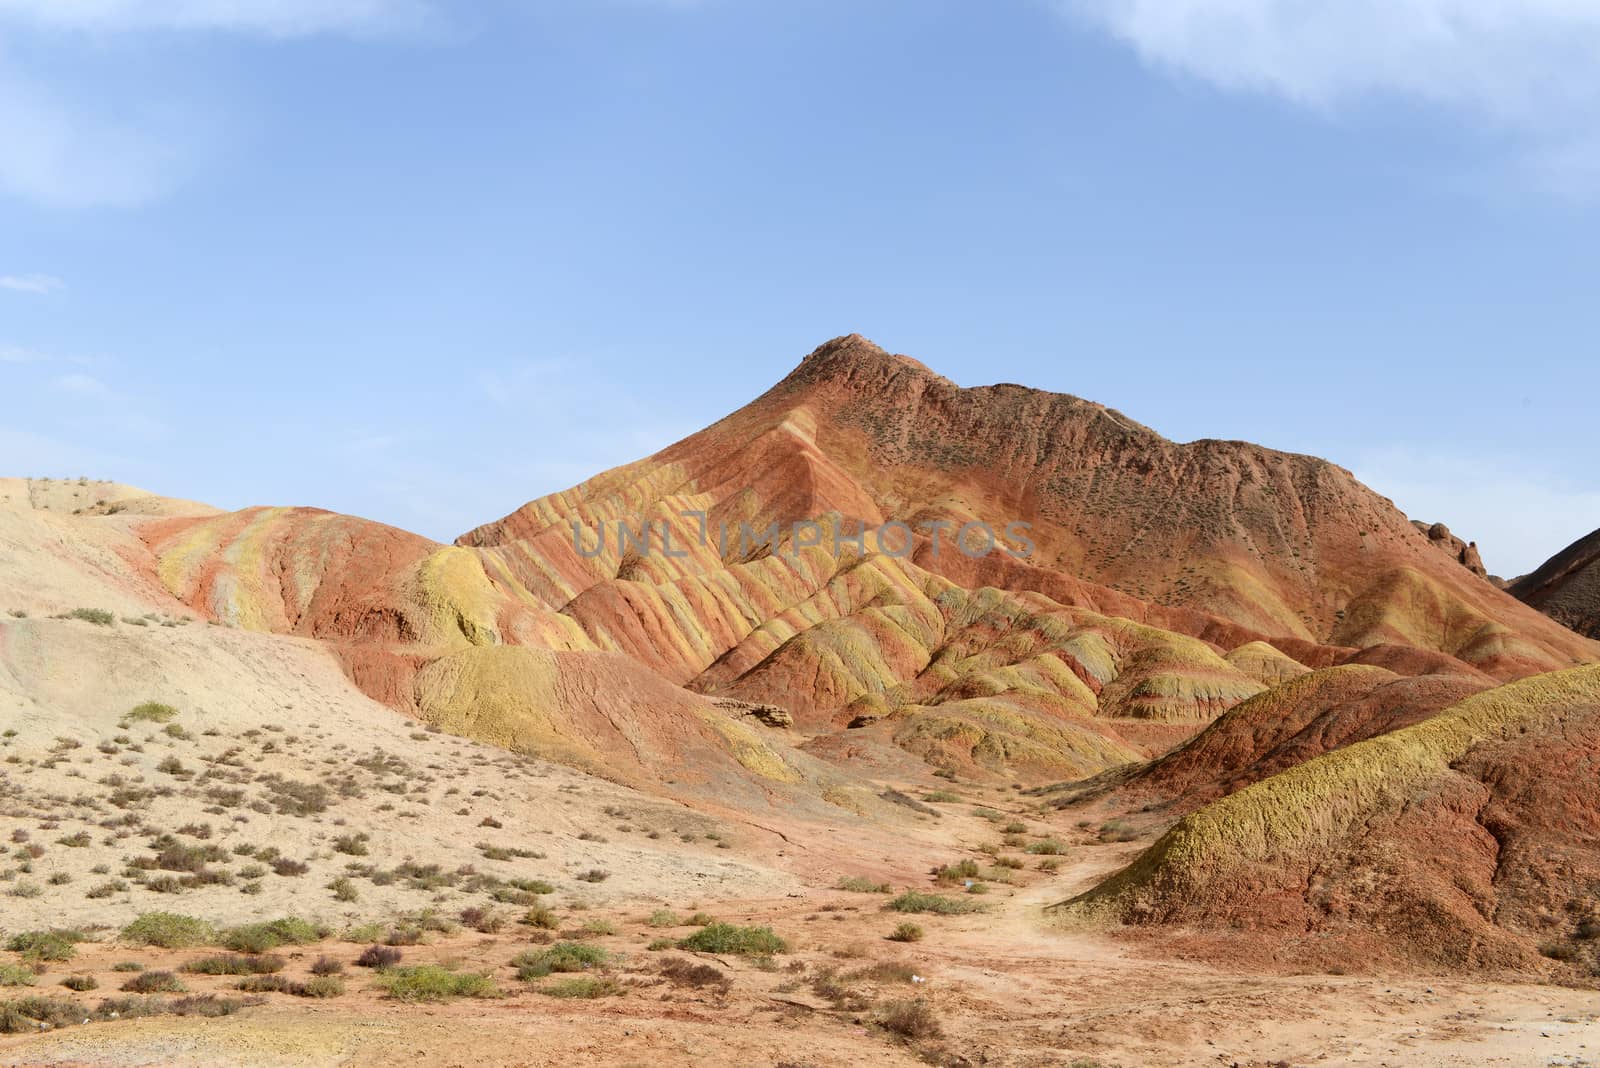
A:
[711,697,795,728]
[1412,520,1488,579]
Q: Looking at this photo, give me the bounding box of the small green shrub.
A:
[374,965,501,1002]
[886,891,984,915]
[0,964,37,987]
[888,922,924,943]
[6,929,84,962]
[300,975,345,998]
[219,917,328,954]
[121,971,186,994]
[126,701,178,723]
[512,942,610,980]
[182,954,286,976]
[1098,820,1139,843]
[60,975,98,992]
[933,859,981,885]
[122,912,214,948]
[236,975,296,994]
[837,876,892,894]
[879,998,942,1039]
[355,945,402,969]
[331,834,369,857]
[540,976,620,999]
[67,608,115,627]
[676,923,788,956]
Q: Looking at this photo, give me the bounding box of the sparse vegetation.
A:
[356,945,402,969]
[887,891,985,915]
[0,964,37,988]
[183,954,286,976]
[121,970,187,994]
[374,965,501,1002]
[65,607,115,626]
[219,917,328,954]
[933,859,980,885]
[6,929,84,962]
[658,956,730,990]
[676,923,788,956]
[126,701,179,723]
[540,976,621,998]
[879,998,942,1039]
[512,942,610,979]
[837,876,893,893]
[122,912,214,949]
[1098,820,1139,843]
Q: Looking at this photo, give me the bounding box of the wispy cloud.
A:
[0,1,432,210]
[52,371,108,395]
[0,273,62,294]
[1063,0,1600,196]
[0,0,432,37]
[0,51,194,208]
[0,343,46,363]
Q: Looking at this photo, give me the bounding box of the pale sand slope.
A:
[0,478,211,623]
[0,612,813,929]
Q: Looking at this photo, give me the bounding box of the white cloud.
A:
[1064,0,1600,194]
[1065,1,1600,116]
[0,1,432,209]
[0,54,194,208]
[0,0,430,37]
[0,344,46,363]
[0,273,63,294]
[52,372,109,395]
[1353,446,1600,578]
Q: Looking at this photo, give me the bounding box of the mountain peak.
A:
[784,333,946,389]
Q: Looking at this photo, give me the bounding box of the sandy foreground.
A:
[3,802,1596,1068]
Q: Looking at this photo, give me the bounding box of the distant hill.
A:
[1510,527,1600,639]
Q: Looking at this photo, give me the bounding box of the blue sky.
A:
[3,0,1598,576]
